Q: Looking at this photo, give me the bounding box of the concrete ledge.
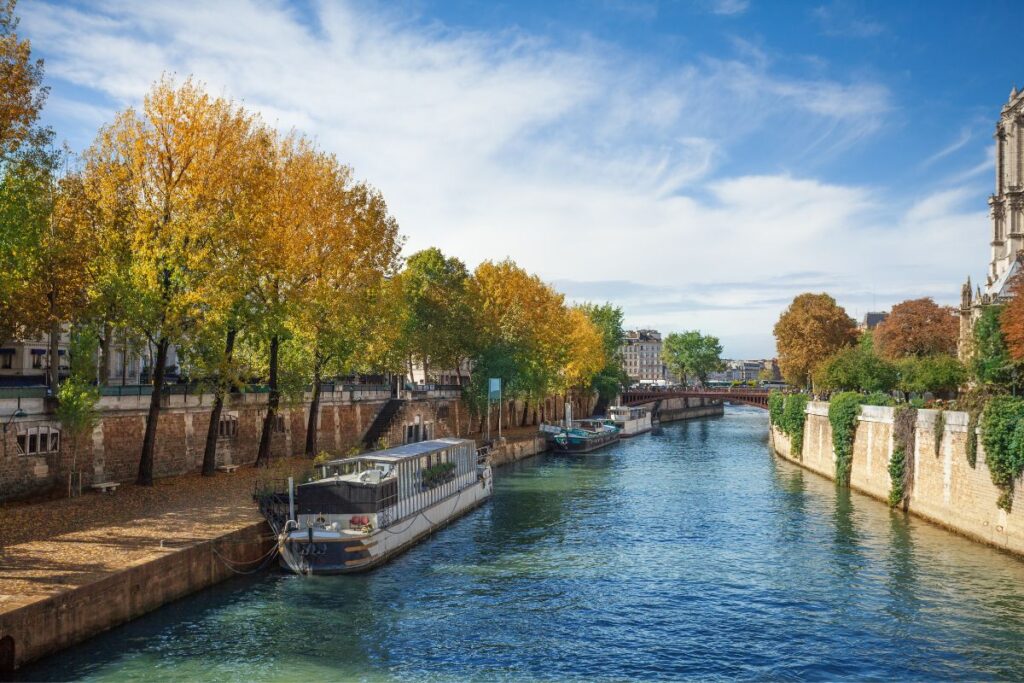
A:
[0,520,273,673]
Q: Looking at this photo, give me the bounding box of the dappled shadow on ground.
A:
[0,459,306,612]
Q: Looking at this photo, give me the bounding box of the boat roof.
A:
[324,437,475,466]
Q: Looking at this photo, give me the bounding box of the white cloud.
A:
[19,0,987,358]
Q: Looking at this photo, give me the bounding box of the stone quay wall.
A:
[657,396,724,422]
[0,389,595,502]
[772,401,1024,557]
[0,520,273,673]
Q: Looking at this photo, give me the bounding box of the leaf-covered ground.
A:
[0,459,310,616]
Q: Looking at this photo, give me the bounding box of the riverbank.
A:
[771,401,1024,558]
[0,462,314,673]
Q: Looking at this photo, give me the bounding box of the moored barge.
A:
[256,438,492,574]
[541,419,621,454]
[604,405,653,437]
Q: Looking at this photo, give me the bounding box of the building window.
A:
[273,415,286,433]
[218,414,239,438]
[16,426,60,456]
[31,351,44,369]
[0,352,11,370]
[437,403,449,420]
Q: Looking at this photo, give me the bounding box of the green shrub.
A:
[980,396,1024,511]
[829,391,863,486]
[862,391,894,407]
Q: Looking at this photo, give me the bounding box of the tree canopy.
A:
[661,331,724,386]
[873,297,958,360]
[773,293,857,389]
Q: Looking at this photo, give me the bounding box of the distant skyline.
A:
[22,0,1023,357]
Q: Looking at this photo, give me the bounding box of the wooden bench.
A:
[216,464,240,474]
[91,481,119,494]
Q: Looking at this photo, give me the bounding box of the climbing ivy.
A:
[966,410,980,468]
[933,410,945,457]
[779,393,809,459]
[768,391,785,427]
[888,406,917,509]
[828,392,863,486]
[980,396,1024,511]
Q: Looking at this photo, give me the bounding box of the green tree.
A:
[972,305,1024,391]
[399,248,477,383]
[813,333,897,394]
[55,325,100,495]
[661,331,724,386]
[897,355,966,397]
[579,302,628,402]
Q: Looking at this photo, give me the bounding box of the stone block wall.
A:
[772,401,1024,557]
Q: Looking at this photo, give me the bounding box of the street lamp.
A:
[3,409,26,457]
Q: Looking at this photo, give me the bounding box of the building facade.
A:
[621,330,672,384]
[959,86,1024,357]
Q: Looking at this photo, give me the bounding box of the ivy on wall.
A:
[888,406,917,509]
[828,392,863,486]
[779,394,809,459]
[979,396,1024,511]
[933,410,945,457]
[768,391,785,428]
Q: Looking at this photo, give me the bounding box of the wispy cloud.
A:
[707,0,751,16]
[920,127,973,168]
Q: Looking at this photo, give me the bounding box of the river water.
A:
[22,406,1024,681]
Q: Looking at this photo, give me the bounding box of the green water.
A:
[21,407,1024,680]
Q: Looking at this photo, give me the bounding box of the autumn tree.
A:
[873,297,958,360]
[559,307,606,394]
[972,304,1024,390]
[661,331,724,386]
[79,76,260,485]
[469,260,567,426]
[1001,274,1024,362]
[773,293,857,389]
[0,0,51,341]
[300,180,402,457]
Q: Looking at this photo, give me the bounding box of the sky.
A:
[18,0,1024,358]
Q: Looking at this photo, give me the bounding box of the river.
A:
[22,406,1024,681]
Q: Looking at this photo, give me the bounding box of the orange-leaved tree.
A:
[873,297,958,360]
[1002,274,1024,361]
[80,76,260,485]
[773,292,857,389]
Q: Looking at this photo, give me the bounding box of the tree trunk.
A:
[255,335,280,467]
[138,337,169,486]
[305,353,323,458]
[201,327,236,477]
[99,321,113,385]
[520,399,529,427]
[47,317,60,391]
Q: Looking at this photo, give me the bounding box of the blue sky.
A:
[20,0,1024,357]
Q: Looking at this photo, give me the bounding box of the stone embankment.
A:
[772,401,1024,557]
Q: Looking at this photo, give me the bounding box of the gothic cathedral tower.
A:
[959,85,1024,359]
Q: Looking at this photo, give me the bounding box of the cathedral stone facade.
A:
[959,86,1024,358]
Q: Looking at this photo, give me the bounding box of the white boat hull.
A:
[278,469,493,574]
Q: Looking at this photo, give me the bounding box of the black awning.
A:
[30,349,46,355]
[0,349,13,355]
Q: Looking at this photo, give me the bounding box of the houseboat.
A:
[541,419,621,454]
[605,405,653,437]
[255,438,492,575]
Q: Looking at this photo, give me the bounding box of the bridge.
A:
[621,388,771,409]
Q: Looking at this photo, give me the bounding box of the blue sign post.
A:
[488,378,502,441]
